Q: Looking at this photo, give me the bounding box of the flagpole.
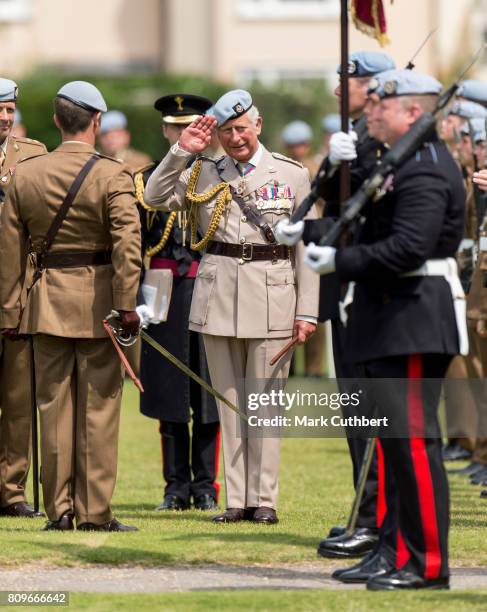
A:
[339,0,351,208]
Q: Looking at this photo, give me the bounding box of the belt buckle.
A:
[241,242,253,261]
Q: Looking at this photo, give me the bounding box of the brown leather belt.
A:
[37,250,112,269]
[207,241,290,261]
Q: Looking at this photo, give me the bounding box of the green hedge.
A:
[16,70,336,159]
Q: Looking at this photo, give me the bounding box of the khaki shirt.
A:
[0,135,47,194]
[0,142,141,337]
[144,145,319,339]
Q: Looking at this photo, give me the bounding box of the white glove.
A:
[328,130,358,166]
[136,304,155,329]
[304,242,337,275]
[274,218,304,246]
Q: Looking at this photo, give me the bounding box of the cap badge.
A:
[368,78,379,92]
[348,60,357,75]
[384,80,397,95]
[174,96,184,111]
[233,103,244,115]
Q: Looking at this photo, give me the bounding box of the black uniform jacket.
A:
[137,163,218,424]
[334,135,466,363]
[302,120,384,321]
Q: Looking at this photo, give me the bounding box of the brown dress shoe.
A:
[0,502,45,518]
[77,518,138,532]
[253,506,278,524]
[212,508,245,523]
[42,513,74,531]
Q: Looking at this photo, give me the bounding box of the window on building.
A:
[238,0,339,20]
[0,0,33,22]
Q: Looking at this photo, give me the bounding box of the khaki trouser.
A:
[33,335,123,524]
[0,337,32,506]
[444,354,477,451]
[203,335,291,510]
[465,321,487,465]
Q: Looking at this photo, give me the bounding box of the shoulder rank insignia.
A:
[271,152,303,168]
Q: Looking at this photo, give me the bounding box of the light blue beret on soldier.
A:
[448,100,487,119]
[0,78,18,102]
[460,117,487,143]
[100,110,128,134]
[337,51,396,78]
[368,69,442,99]
[212,89,253,126]
[281,120,313,145]
[322,113,341,134]
[57,81,108,113]
[457,80,487,108]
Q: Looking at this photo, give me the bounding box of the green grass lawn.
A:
[1,377,486,610]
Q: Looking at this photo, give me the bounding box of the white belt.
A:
[339,258,469,356]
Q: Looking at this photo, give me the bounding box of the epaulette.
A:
[13,136,45,149]
[271,152,303,168]
[97,152,124,164]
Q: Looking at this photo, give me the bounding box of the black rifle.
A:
[315,46,486,249]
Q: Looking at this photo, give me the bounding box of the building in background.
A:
[0,0,484,84]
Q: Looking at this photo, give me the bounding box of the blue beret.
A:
[281,120,313,145]
[0,78,18,102]
[212,89,253,127]
[337,52,395,78]
[321,113,341,133]
[100,110,128,134]
[13,109,22,125]
[57,81,107,113]
[448,100,487,120]
[368,69,442,99]
[460,117,487,143]
[457,80,487,107]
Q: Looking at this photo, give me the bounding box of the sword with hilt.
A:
[104,310,248,422]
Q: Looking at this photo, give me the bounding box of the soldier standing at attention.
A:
[135,93,220,512]
[144,90,319,524]
[306,70,466,590]
[276,52,396,559]
[0,81,141,531]
[0,78,47,518]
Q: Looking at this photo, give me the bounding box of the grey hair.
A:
[247,105,260,126]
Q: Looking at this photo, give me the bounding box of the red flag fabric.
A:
[351,0,392,46]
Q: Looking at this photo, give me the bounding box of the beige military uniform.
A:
[0,141,141,523]
[463,228,487,465]
[116,148,151,376]
[0,135,47,508]
[145,145,319,509]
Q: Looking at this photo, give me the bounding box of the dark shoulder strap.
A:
[230,187,276,244]
[212,160,277,244]
[38,154,100,261]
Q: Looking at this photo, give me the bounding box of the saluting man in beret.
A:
[0,78,47,519]
[144,90,319,524]
[0,81,141,531]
